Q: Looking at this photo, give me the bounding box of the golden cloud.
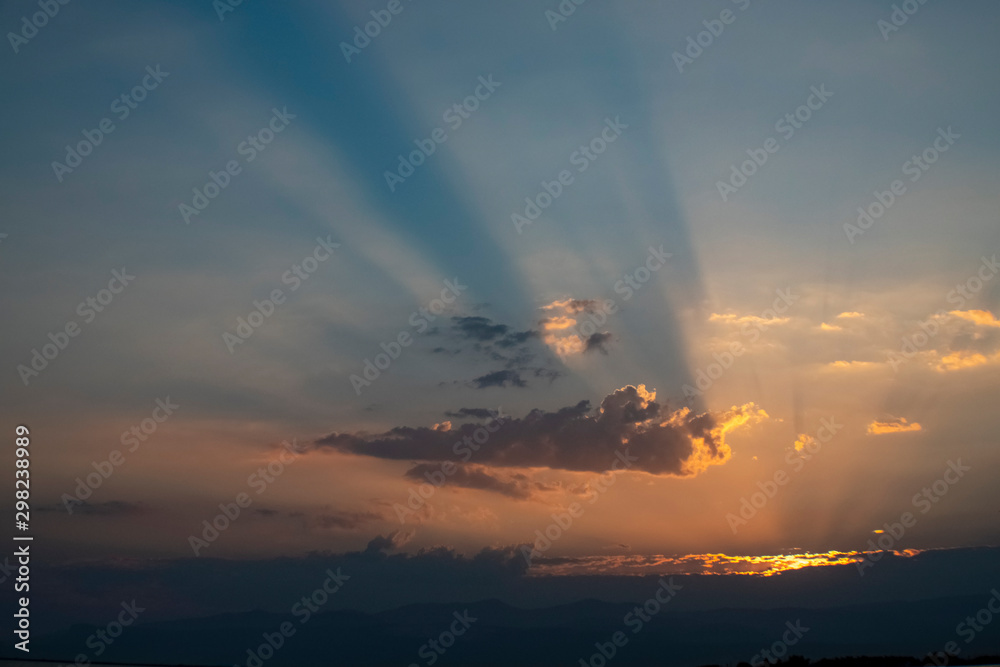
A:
[867,417,922,435]
[709,313,789,327]
[948,309,1000,327]
[935,350,1000,372]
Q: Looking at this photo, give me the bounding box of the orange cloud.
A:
[709,313,789,327]
[867,417,922,435]
[819,322,842,331]
[836,311,864,319]
[948,309,1000,327]
[793,434,814,452]
[935,350,1000,371]
[678,403,770,475]
[827,360,879,370]
[541,316,576,331]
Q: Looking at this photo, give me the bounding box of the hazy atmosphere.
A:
[2,2,999,666]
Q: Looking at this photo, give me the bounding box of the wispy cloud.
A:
[867,416,923,435]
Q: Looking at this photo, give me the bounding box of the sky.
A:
[2,0,1000,618]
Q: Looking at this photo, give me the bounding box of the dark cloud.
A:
[584,332,613,354]
[470,370,527,389]
[314,385,766,475]
[444,407,502,420]
[451,316,510,342]
[404,463,555,500]
[429,314,558,389]
[449,316,539,349]
[495,330,539,348]
[365,530,414,553]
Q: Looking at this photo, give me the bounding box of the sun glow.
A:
[528,550,923,577]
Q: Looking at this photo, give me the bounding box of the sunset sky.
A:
[2,0,999,615]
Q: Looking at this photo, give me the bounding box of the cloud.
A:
[826,360,880,370]
[444,407,502,420]
[708,313,790,327]
[451,316,512,342]
[404,463,556,500]
[793,434,815,453]
[448,315,539,350]
[495,330,538,348]
[315,385,768,476]
[819,323,842,332]
[541,298,602,314]
[470,370,527,389]
[539,298,611,357]
[836,311,865,319]
[867,416,923,435]
[365,530,414,553]
[434,314,557,388]
[948,309,1000,327]
[935,350,1000,372]
[584,332,614,354]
